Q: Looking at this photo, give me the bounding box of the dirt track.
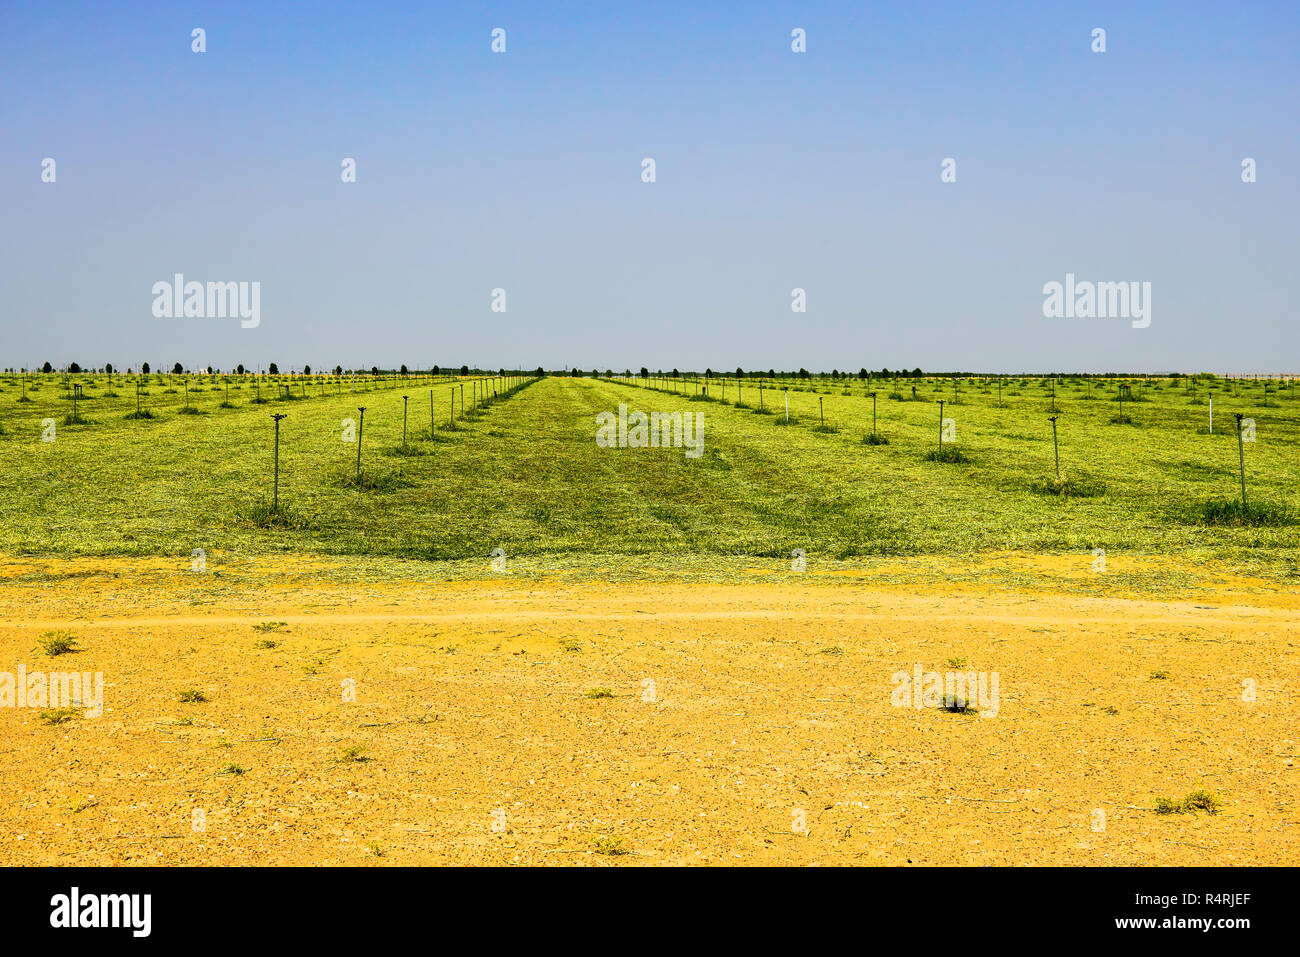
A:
[1,555,1296,865]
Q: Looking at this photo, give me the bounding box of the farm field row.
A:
[0,375,1296,574]
[0,372,501,421]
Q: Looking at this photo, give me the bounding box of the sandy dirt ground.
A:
[0,554,1296,866]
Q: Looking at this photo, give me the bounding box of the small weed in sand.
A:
[585,687,616,699]
[1154,789,1222,815]
[39,708,80,726]
[935,696,978,715]
[178,688,208,703]
[38,630,79,656]
[592,835,629,856]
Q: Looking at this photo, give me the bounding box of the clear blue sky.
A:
[2,1,1296,373]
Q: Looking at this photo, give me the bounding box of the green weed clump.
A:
[38,630,79,656]
[1154,790,1222,815]
[935,695,978,715]
[247,499,309,529]
[591,835,629,856]
[1192,499,1293,527]
[338,470,410,492]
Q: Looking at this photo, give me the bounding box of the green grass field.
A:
[0,371,1296,575]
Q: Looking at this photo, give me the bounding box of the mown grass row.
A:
[0,375,1296,571]
[0,372,515,435]
[591,374,1300,547]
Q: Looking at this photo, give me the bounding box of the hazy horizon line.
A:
[7,364,1297,379]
